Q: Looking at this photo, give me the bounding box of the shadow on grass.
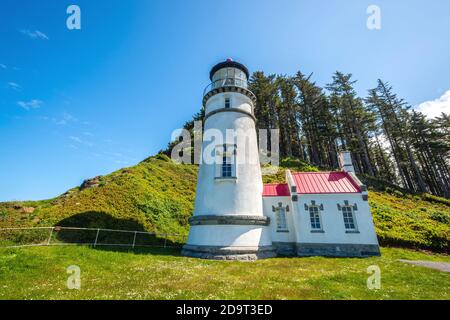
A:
[55,211,183,256]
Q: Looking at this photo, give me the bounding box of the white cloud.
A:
[0,64,6,69]
[17,99,43,110]
[115,160,130,165]
[69,136,94,147]
[39,112,78,125]
[69,136,82,143]
[104,151,137,165]
[20,29,49,40]
[63,112,77,121]
[7,82,22,91]
[55,112,78,125]
[416,90,450,119]
[106,152,124,158]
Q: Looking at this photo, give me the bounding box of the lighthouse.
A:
[182,59,276,260]
[181,59,380,259]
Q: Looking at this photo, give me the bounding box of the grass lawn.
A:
[0,246,449,300]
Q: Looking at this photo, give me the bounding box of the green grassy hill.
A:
[0,154,449,253]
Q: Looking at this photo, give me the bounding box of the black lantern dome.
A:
[209,58,250,81]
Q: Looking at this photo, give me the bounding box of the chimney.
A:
[339,151,355,173]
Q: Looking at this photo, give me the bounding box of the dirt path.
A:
[399,260,450,273]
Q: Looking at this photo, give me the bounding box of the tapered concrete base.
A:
[182,244,277,261]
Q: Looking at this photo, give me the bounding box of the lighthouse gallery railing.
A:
[203,77,249,97]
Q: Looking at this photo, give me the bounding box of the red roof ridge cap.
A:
[342,171,362,191]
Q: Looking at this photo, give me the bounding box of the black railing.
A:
[203,78,249,97]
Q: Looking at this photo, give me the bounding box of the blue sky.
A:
[1,0,449,201]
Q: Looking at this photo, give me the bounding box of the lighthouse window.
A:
[342,206,357,231]
[309,206,322,230]
[221,154,232,177]
[224,97,231,108]
[226,68,235,78]
[215,144,237,180]
[276,207,288,231]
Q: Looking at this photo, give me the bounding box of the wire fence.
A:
[0,226,187,249]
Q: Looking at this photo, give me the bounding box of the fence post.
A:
[47,227,54,246]
[94,228,100,247]
[132,231,137,249]
[164,236,167,248]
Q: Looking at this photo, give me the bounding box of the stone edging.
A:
[182,244,277,261]
[296,243,380,257]
[188,215,270,226]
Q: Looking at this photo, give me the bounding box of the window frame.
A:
[342,206,358,231]
[275,207,288,232]
[221,152,232,178]
[215,144,237,180]
[224,96,231,109]
[309,205,323,231]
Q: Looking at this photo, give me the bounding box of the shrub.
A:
[393,190,405,198]
[422,193,450,206]
[280,157,319,172]
[430,211,450,224]
[154,153,172,162]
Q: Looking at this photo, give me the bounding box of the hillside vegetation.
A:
[0,155,449,253]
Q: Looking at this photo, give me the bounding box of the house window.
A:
[224,97,231,108]
[309,206,322,230]
[342,206,357,231]
[276,207,288,231]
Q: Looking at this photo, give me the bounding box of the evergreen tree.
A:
[366,80,428,192]
[326,72,375,175]
[293,72,337,168]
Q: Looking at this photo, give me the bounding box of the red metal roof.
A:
[291,172,361,194]
[262,183,291,197]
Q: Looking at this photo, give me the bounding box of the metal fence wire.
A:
[0,227,187,249]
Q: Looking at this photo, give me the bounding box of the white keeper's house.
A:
[182,59,380,260]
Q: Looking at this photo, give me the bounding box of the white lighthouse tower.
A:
[182,59,276,260]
